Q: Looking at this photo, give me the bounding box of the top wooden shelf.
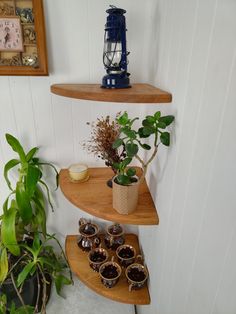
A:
[59,167,159,225]
[50,83,172,103]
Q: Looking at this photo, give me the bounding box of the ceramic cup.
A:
[116,244,142,268]
[88,247,109,272]
[99,257,122,288]
[125,263,148,291]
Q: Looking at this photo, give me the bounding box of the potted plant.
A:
[112,111,175,214]
[0,134,72,313]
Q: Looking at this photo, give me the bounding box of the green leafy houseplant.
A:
[111,111,174,215]
[0,134,72,314]
[112,111,175,185]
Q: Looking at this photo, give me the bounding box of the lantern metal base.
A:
[101,73,131,89]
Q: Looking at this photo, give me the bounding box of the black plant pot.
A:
[0,272,52,313]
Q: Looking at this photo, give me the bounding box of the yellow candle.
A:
[68,163,89,182]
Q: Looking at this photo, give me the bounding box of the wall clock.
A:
[0,0,48,76]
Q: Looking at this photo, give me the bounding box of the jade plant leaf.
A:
[158,115,175,126]
[160,132,170,146]
[125,143,138,157]
[126,168,136,177]
[112,138,123,149]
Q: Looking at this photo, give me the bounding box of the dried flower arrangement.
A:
[83,114,126,174]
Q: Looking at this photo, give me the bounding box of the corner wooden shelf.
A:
[65,234,150,305]
[59,167,159,225]
[51,83,172,103]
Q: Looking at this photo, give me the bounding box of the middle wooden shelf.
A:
[59,167,159,225]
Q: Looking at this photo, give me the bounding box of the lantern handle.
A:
[109,5,117,9]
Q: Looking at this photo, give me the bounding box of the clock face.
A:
[0,17,23,51]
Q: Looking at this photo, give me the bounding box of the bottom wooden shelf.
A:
[65,234,150,305]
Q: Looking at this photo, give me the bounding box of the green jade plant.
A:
[112,111,175,185]
[0,134,71,314]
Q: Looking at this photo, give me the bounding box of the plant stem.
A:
[37,265,46,314]
[34,271,40,314]
[10,272,28,314]
[138,144,159,183]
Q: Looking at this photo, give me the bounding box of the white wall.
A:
[0,1,236,314]
[138,0,236,314]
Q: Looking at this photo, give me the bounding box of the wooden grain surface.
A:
[50,83,172,103]
[59,168,159,225]
[65,234,150,305]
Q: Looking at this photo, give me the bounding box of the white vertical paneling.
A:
[8,77,37,148]
[138,0,236,314]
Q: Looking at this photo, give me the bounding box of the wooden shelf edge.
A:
[51,83,172,104]
[59,168,159,226]
[65,234,151,305]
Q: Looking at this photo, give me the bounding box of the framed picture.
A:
[0,0,48,75]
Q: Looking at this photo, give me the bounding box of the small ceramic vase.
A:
[104,223,125,250]
[77,218,101,251]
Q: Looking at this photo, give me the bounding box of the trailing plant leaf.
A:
[10,303,34,314]
[36,162,59,190]
[26,165,42,197]
[17,261,35,287]
[4,159,20,191]
[1,207,20,256]
[0,248,8,282]
[39,180,53,211]
[32,197,46,236]
[5,134,26,163]
[16,182,33,223]
[54,274,72,296]
[26,147,39,162]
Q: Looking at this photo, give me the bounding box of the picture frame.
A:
[0,0,48,76]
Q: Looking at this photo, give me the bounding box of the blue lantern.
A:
[102,6,131,89]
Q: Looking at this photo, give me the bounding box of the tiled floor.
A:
[47,276,134,314]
